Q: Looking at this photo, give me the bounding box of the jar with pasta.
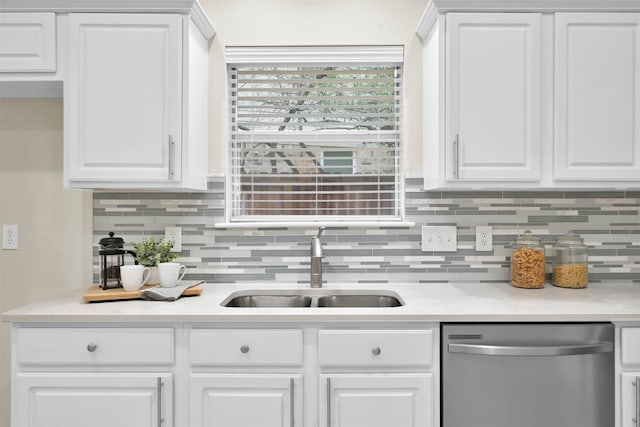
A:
[552,231,588,288]
[510,231,546,289]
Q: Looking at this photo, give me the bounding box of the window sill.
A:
[214,221,415,229]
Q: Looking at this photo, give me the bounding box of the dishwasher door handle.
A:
[448,342,613,356]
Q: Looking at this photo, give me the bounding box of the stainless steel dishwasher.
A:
[442,323,614,427]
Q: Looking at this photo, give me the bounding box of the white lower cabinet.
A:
[189,374,302,427]
[11,326,175,427]
[620,373,640,427]
[187,326,437,427]
[318,329,436,427]
[619,327,640,427]
[188,328,305,427]
[11,324,438,427]
[15,373,172,427]
[321,374,433,427]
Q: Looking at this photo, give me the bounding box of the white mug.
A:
[120,265,151,291]
[158,262,187,288]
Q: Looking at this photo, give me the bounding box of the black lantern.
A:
[98,232,137,290]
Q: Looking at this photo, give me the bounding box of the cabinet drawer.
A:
[319,330,432,367]
[15,327,174,366]
[190,329,303,366]
[0,13,56,72]
[621,328,640,365]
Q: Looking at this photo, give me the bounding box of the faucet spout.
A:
[310,227,325,288]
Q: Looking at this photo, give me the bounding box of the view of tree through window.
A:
[229,59,402,220]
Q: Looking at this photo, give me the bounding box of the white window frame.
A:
[223,46,406,226]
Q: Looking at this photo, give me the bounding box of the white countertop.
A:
[3,281,640,323]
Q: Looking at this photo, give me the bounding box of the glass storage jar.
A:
[510,230,546,289]
[552,231,588,288]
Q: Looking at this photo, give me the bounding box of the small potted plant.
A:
[131,237,179,285]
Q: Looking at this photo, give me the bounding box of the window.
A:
[227,46,403,223]
[322,150,354,174]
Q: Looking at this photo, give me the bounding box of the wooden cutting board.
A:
[83,284,202,303]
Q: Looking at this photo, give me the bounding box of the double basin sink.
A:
[222,289,404,308]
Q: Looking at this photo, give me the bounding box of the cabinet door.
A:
[0,13,56,72]
[555,13,640,181]
[66,13,182,183]
[14,373,172,427]
[189,374,302,427]
[320,374,433,427]
[446,13,542,182]
[620,373,640,427]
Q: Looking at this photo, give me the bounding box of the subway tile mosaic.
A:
[93,177,640,284]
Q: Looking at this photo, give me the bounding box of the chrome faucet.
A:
[310,227,325,288]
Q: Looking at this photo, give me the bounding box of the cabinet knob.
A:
[371,346,381,356]
[240,345,250,354]
[87,343,98,352]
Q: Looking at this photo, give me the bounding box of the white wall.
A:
[0,99,93,427]
[203,0,426,174]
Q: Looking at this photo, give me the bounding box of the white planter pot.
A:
[146,266,160,285]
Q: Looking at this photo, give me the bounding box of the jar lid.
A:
[514,230,541,246]
[99,232,125,250]
[554,231,585,247]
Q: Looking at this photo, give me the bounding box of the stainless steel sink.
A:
[224,294,312,308]
[221,289,404,308]
[317,294,402,307]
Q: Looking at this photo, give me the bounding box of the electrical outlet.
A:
[164,226,182,252]
[476,225,493,252]
[2,224,19,250]
[421,226,457,252]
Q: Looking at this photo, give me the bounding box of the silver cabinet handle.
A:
[452,133,459,178]
[157,377,164,427]
[634,377,640,424]
[240,345,250,354]
[168,135,175,179]
[326,377,332,427]
[86,343,97,352]
[371,347,381,356]
[289,378,294,427]
[449,342,613,357]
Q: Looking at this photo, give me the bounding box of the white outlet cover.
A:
[2,224,19,250]
[421,226,457,252]
[476,225,493,252]
[164,226,182,252]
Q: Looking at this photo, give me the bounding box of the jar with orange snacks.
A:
[510,231,546,289]
[552,231,588,288]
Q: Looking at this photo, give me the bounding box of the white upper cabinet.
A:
[65,14,183,185]
[446,13,542,183]
[0,1,214,190]
[0,13,56,72]
[65,12,211,190]
[418,1,640,189]
[554,13,640,183]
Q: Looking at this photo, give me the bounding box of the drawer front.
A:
[319,330,433,367]
[16,327,174,365]
[190,329,303,366]
[622,328,640,365]
[0,13,56,72]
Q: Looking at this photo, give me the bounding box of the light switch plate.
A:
[421,226,457,252]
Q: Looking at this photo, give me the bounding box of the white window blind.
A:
[227,46,403,222]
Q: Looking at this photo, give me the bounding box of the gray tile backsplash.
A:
[93,177,640,284]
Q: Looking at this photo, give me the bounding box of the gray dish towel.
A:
[140,281,203,302]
